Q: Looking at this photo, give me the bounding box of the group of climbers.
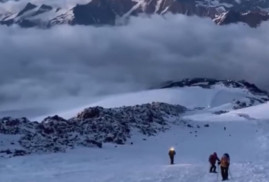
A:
[168,148,230,181]
[209,152,230,181]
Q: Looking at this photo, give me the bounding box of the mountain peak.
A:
[1,0,269,28]
[160,78,269,97]
[17,3,37,17]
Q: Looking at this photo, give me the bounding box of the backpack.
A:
[209,154,216,163]
[221,153,230,167]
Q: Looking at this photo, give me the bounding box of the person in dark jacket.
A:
[168,147,176,165]
[209,152,220,173]
[219,153,230,181]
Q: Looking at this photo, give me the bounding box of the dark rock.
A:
[115,139,124,145]
[13,150,28,157]
[0,149,12,154]
[187,124,193,128]
[214,111,228,115]
[17,3,37,17]
[77,107,101,119]
[160,78,269,105]
[0,102,185,157]
[73,0,116,25]
[85,140,102,148]
[104,136,114,143]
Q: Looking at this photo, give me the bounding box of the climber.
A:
[209,152,220,173]
[219,153,230,181]
[168,147,176,165]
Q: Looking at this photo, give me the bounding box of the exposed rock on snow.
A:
[161,78,269,97]
[160,78,269,110]
[0,102,186,157]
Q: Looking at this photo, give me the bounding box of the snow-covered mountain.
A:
[1,78,269,182]
[27,78,268,121]
[0,78,268,158]
[0,0,269,28]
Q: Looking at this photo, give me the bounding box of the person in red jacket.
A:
[209,152,220,173]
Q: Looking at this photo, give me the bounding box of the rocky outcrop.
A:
[0,102,186,157]
[161,78,269,97]
[160,78,269,110]
[214,11,269,27]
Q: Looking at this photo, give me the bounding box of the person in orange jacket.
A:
[168,147,176,165]
[219,153,230,181]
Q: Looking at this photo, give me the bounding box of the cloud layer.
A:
[0,14,269,117]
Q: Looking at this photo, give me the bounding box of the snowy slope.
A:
[33,84,268,121]
[183,101,269,122]
[231,102,269,120]
[1,79,269,181]
[4,80,268,158]
[1,113,269,182]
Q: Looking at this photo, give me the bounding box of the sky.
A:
[0,14,269,118]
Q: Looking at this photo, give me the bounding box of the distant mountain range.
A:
[0,0,269,28]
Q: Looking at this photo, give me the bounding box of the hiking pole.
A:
[217,168,219,181]
[217,165,220,181]
[229,168,233,179]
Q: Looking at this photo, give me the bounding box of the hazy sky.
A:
[0,14,269,117]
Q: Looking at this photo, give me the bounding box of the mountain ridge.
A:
[160,78,269,97]
[1,0,269,28]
